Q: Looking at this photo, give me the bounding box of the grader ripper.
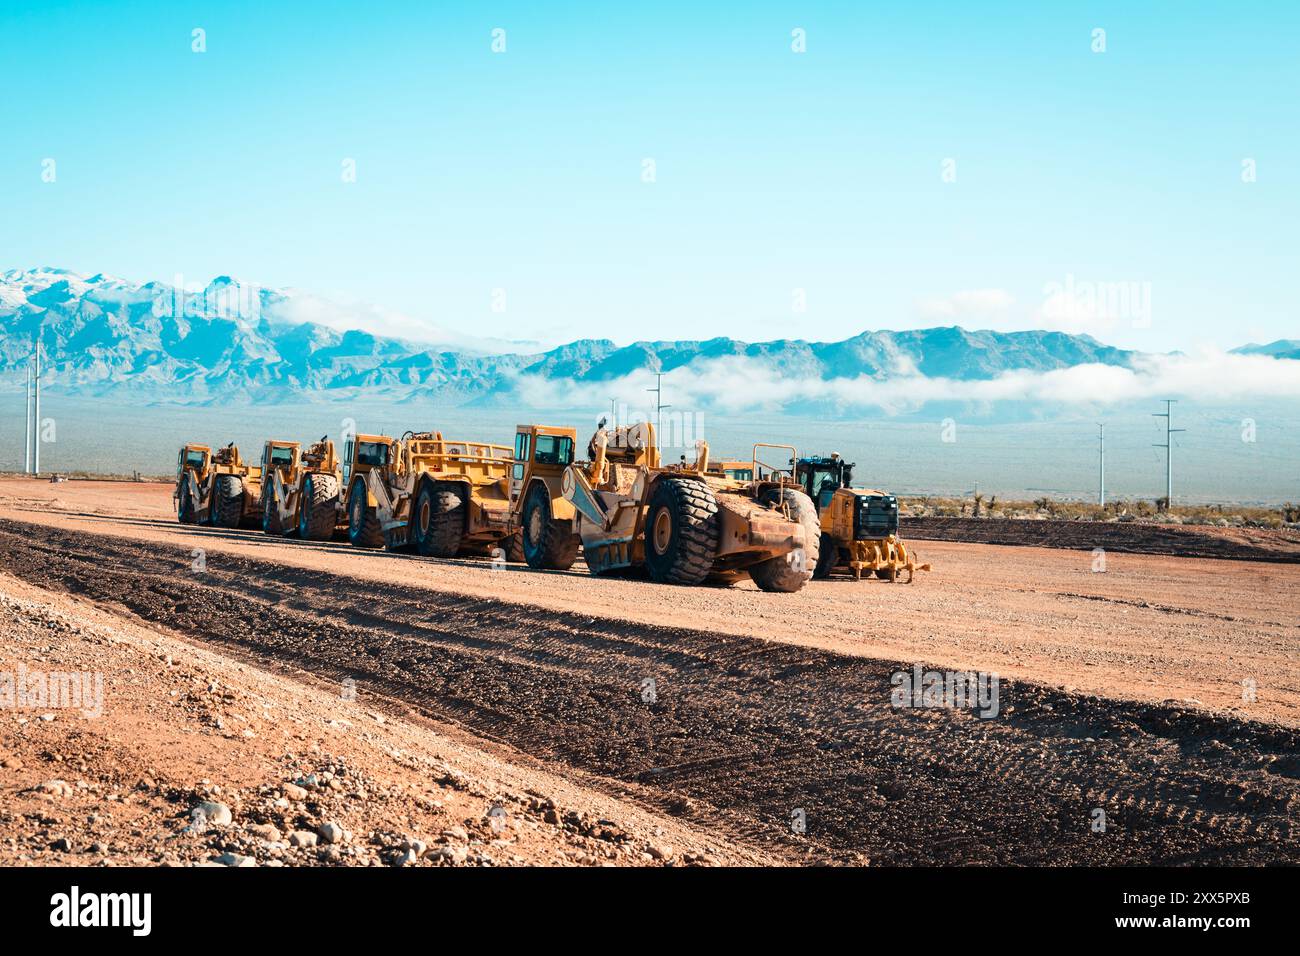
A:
[796,454,930,582]
[345,430,514,556]
[560,421,821,592]
[260,437,345,540]
[174,441,262,528]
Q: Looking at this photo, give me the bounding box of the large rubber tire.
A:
[750,488,821,593]
[299,473,340,541]
[263,490,286,536]
[415,481,465,558]
[347,482,383,549]
[504,528,525,563]
[178,484,197,524]
[643,477,719,586]
[812,531,836,580]
[521,483,579,571]
[212,475,245,529]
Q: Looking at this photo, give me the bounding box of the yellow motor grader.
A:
[344,430,514,556]
[560,421,820,592]
[174,442,262,528]
[260,437,345,540]
[795,454,930,582]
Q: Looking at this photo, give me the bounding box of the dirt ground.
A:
[0,477,1297,866]
[904,516,1300,563]
[4,477,1297,724]
[0,571,766,867]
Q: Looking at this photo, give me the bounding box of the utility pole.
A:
[609,398,617,432]
[1097,423,1105,506]
[24,363,32,475]
[1152,400,1184,509]
[32,343,41,476]
[646,372,670,445]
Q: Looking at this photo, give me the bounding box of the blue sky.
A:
[1,0,1296,350]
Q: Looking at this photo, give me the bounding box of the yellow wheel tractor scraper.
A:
[560,420,821,592]
[259,437,346,541]
[174,442,211,525]
[796,454,931,582]
[345,430,515,557]
[174,441,263,529]
[507,424,582,570]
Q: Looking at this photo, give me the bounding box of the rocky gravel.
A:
[0,573,762,867]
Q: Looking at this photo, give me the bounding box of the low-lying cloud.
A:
[509,348,1300,415]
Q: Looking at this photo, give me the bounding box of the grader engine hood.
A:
[848,490,899,540]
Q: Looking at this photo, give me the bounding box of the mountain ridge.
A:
[0,267,1212,414]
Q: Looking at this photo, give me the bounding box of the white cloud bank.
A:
[510,349,1300,415]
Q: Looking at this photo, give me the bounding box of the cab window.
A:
[356,441,388,467]
[514,432,531,462]
[268,446,294,468]
[812,468,838,498]
[184,449,206,470]
[534,435,573,466]
[725,467,754,481]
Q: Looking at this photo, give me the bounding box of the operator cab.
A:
[179,446,209,474]
[262,442,298,474]
[511,425,576,502]
[796,455,853,512]
[342,434,392,488]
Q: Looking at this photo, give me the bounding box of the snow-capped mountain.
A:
[0,267,1146,410]
[1232,339,1300,361]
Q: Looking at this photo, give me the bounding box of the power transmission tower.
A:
[24,362,32,475]
[33,342,41,475]
[1152,400,1185,509]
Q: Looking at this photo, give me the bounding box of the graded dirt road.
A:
[0,478,1297,865]
[4,478,1297,724]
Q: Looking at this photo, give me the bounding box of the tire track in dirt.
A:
[1045,589,1288,627]
[1,518,1296,865]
